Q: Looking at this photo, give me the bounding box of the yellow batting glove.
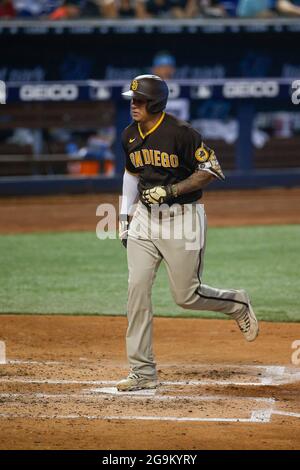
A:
[141,185,178,207]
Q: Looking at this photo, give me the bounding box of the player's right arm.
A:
[120,170,139,217]
[119,130,140,247]
[120,129,140,216]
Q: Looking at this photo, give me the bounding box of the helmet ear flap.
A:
[146,97,168,114]
[146,101,155,114]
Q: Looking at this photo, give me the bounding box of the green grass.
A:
[0,225,299,322]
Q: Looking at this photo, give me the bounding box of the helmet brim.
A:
[122,90,148,100]
[122,90,134,97]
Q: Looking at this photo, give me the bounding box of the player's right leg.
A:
[117,235,162,392]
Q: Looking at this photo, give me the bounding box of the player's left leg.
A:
[156,203,258,342]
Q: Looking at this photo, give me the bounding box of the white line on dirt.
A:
[0,378,271,386]
[2,362,299,424]
[163,380,268,386]
[0,413,273,423]
[87,387,156,396]
[0,377,295,386]
[0,377,277,387]
[0,378,110,385]
[7,360,63,365]
[3,361,290,369]
[271,411,300,419]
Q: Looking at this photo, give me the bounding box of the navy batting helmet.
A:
[122,74,169,114]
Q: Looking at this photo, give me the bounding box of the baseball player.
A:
[118,75,259,392]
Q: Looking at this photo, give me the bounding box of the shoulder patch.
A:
[195,143,225,180]
[195,144,210,162]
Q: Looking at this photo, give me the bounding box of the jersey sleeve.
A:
[180,126,225,181]
[121,130,139,176]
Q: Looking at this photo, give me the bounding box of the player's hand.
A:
[119,214,129,249]
[141,185,177,207]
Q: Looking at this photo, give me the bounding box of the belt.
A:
[140,201,186,216]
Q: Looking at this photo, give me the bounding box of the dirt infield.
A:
[0,187,300,233]
[0,188,299,449]
[0,315,300,450]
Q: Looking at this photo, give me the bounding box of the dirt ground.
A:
[0,188,299,450]
[0,316,300,450]
[0,187,300,233]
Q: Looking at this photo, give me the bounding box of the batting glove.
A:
[141,184,178,207]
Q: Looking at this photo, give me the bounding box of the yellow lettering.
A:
[161,152,170,168]
[135,151,143,167]
[170,154,179,167]
[129,153,136,167]
[154,150,161,166]
[142,149,151,164]
[132,150,179,168]
[149,149,154,165]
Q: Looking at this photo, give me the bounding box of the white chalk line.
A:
[0,378,294,387]
[7,360,63,365]
[0,412,273,424]
[272,411,300,419]
[4,408,300,423]
[0,389,277,424]
[0,378,266,386]
[2,363,299,424]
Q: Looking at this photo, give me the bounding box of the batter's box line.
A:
[0,412,275,424]
[3,409,300,423]
[0,378,273,386]
[0,378,294,387]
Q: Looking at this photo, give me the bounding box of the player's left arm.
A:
[174,141,225,195]
[141,162,218,205]
[141,130,224,205]
[173,169,215,196]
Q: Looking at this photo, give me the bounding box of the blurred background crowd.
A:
[0,0,299,180]
[1,0,300,20]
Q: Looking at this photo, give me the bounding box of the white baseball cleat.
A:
[232,292,259,342]
[117,372,159,392]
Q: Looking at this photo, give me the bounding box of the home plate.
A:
[88,387,157,396]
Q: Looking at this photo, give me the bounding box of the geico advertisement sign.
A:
[20,84,79,101]
[223,81,279,98]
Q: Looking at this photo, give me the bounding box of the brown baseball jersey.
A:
[122,112,225,205]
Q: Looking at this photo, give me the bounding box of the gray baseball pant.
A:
[126,201,249,378]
